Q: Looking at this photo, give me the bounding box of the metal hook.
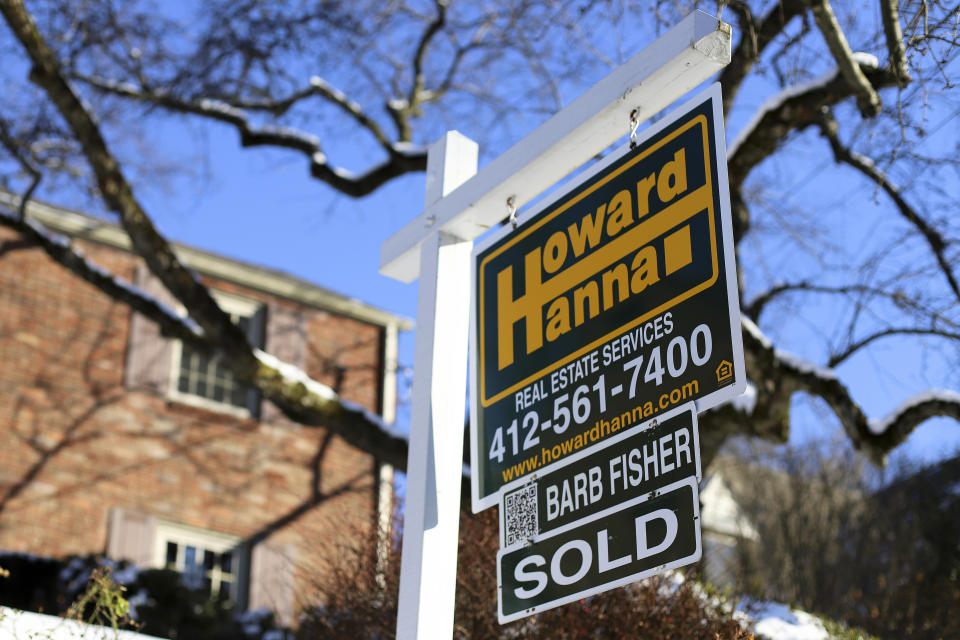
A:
[507,195,518,229]
[629,108,640,150]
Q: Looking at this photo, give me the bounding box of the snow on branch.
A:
[869,390,960,435]
[809,0,881,117]
[252,350,410,473]
[728,52,879,158]
[0,198,412,470]
[740,315,960,463]
[76,74,428,198]
[254,350,409,443]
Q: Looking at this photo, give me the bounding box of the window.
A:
[153,519,244,600]
[169,292,264,417]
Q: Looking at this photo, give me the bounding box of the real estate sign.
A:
[470,84,743,511]
[498,403,700,547]
[497,476,702,623]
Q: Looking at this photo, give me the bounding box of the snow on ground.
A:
[0,607,162,640]
[0,597,847,639]
[743,600,834,640]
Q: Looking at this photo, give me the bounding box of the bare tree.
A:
[0,0,958,482]
[727,440,960,639]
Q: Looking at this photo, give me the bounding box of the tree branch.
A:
[742,317,960,464]
[728,62,899,188]
[816,109,960,302]
[719,0,807,117]
[808,0,881,117]
[0,117,41,219]
[745,281,956,325]
[0,203,205,346]
[0,0,412,473]
[385,0,454,141]
[74,75,427,198]
[408,0,448,110]
[828,327,960,367]
[879,0,911,82]
[211,75,397,151]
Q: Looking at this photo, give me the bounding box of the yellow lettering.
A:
[545,297,570,342]
[657,148,687,203]
[636,174,655,219]
[604,189,633,236]
[496,249,544,370]
[601,263,629,311]
[567,205,606,257]
[543,231,567,274]
[630,245,660,294]
[573,280,599,326]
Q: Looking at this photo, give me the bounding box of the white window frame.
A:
[168,291,264,418]
[152,518,245,601]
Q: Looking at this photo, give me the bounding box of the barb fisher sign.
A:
[498,403,701,548]
[469,84,744,511]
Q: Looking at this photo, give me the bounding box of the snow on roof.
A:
[0,194,413,330]
[1,209,203,338]
[728,52,881,158]
[0,607,163,640]
[869,389,960,435]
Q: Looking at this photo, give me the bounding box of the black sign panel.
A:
[497,477,701,623]
[499,404,699,545]
[470,84,743,511]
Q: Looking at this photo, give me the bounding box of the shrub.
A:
[302,505,752,639]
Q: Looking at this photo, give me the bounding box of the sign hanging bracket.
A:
[507,195,518,230]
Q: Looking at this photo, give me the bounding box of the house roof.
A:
[0,192,413,331]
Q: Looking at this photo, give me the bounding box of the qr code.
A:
[503,483,538,547]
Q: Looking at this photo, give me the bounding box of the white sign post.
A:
[381,11,731,640]
[394,131,478,640]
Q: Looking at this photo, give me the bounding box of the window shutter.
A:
[248,541,296,627]
[124,265,177,393]
[261,304,306,423]
[106,507,156,567]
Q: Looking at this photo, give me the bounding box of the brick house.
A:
[0,195,410,625]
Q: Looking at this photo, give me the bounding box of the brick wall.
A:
[0,225,389,619]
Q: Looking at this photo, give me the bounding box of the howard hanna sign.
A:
[469,85,743,511]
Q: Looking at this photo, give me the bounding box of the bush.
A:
[301,505,752,639]
[726,441,960,640]
[0,552,291,639]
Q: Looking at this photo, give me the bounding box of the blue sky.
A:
[31,4,959,468]
[125,91,959,468]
